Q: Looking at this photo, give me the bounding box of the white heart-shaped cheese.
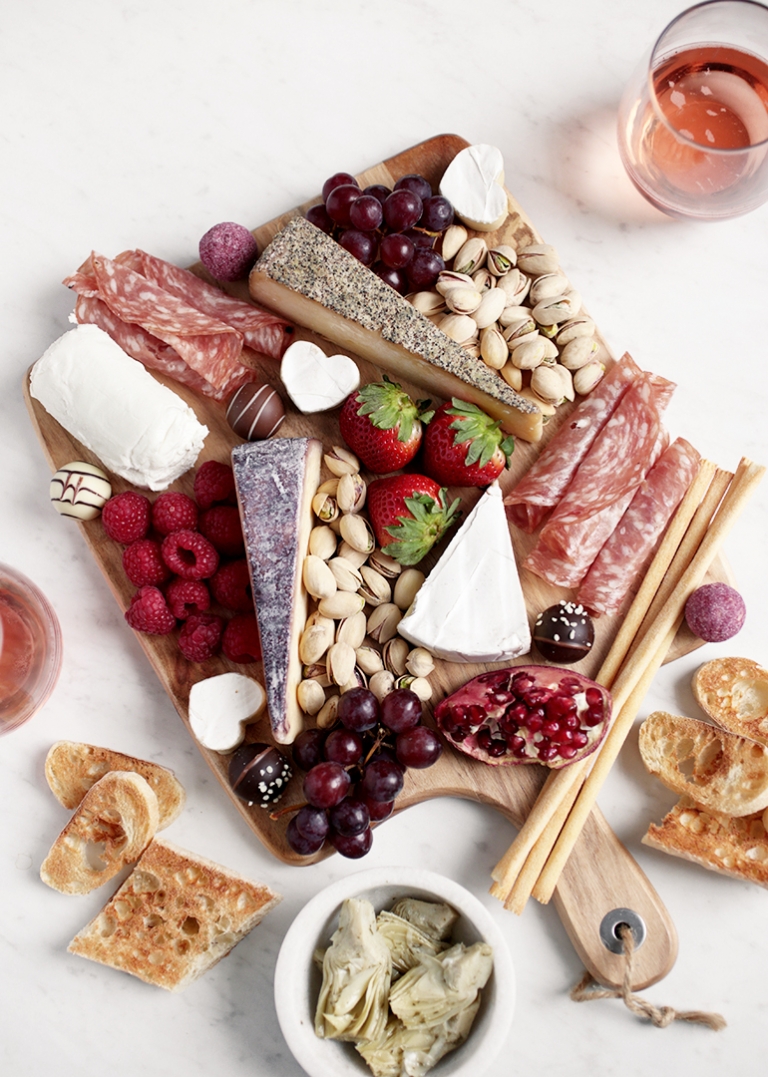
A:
[280,339,360,413]
[439,144,509,232]
[188,672,266,752]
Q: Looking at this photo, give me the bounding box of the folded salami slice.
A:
[115,250,291,360]
[504,354,642,532]
[577,438,701,615]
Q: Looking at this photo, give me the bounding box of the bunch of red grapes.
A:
[305,171,455,293]
[286,687,442,859]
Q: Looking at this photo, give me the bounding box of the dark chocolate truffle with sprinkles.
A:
[228,743,293,807]
[533,600,595,664]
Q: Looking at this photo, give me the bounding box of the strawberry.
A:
[339,377,432,474]
[421,398,514,486]
[366,474,460,566]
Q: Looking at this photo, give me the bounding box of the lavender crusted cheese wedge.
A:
[232,437,323,744]
[248,217,542,443]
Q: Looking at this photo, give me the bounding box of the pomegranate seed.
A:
[585,687,603,707]
[562,713,581,730]
[559,744,578,759]
[488,739,507,757]
[546,694,577,721]
[506,703,528,725]
[584,708,605,727]
[490,690,514,705]
[538,743,559,761]
[526,715,544,733]
[477,728,493,750]
[572,731,589,748]
[511,671,534,689]
[555,728,574,743]
[507,735,525,753]
[452,728,468,742]
[542,720,561,737]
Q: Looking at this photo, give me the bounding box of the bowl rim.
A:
[274,866,515,1077]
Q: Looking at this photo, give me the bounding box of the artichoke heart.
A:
[376,911,447,975]
[357,1003,481,1077]
[390,898,459,942]
[315,897,392,1043]
[389,941,493,1030]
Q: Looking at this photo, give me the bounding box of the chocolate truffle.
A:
[226,382,285,441]
[50,460,112,520]
[685,583,746,642]
[228,742,292,807]
[533,601,595,664]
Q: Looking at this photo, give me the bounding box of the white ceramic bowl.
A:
[274,866,515,1077]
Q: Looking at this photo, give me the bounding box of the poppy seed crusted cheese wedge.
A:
[249,217,542,442]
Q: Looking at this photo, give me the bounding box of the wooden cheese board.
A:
[25,133,731,990]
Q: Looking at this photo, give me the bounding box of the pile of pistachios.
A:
[298,445,436,728]
[407,226,605,416]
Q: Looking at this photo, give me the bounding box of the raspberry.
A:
[160,529,219,580]
[166,578,211,620]
[210,559,253,612]
[178,612,224,662]
[102,491,151,544]
[151,492,198,536]
[222,613,262,663]
[193,460,237,510]
[199,505,245,557]
[122,539,169,587]
[125,586,176,635]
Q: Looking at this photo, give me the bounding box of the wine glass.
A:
[618,0,768,219]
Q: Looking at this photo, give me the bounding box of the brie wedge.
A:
[188,672,266,752]
[280,339,359,413]
[439,144,509,232]
[398,482,530,663]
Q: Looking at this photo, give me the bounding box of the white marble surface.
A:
[2,1,768,1074]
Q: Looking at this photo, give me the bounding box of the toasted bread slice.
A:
[40,771,159,895]
[643,796,768,889]
[45,741,185,828]
[692,658,768,748]
[638,711,768,817]
[68,839,282,991]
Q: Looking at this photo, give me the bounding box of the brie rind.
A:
[188,672,266,752]
[398,482,530,662]
[279,339,360,413]
[439,144,508,232]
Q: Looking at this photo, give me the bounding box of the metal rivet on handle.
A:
[599,908,647,954]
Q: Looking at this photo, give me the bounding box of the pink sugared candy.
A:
[199,222,259,282]
[685,583,746,642]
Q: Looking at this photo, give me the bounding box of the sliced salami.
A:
[577,438,701,615]
[504,354,642,532]
[116,250,291,360]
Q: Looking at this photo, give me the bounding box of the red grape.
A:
[326,183,362,226]
[338,687,380,732]
[322,172,358,203]
[349,194,384,232]
[292,727,326,771]
[396,726,443,769]
[286,815,325,855]
[305,203,334,234]
[420,195,454,233]
[406,248,445,289]
[371,261,408,293]
[363,183,391,205]
[380,688,422,733]
[339,229,377,265]
[331,827,373,858]
[361,758,404,802]
[324,728,364,766]
[383,189,423,232]
[329,798,370,836]
[356,792,394,821]
[380,232,415,270]
[403,227,435,249]
[303,761,351,808]
[394,174,432,202]
[294,804,330,843]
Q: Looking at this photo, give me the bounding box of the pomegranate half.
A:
[434,665,612,768]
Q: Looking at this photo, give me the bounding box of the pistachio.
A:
[518,387,557,416]
[486,245,517,276]
[367,549,402,579]
[317,590,366,619]
[408,290,447,316]
[471,267,495,292]
[500,361,523,391]
[323,445,360,476]
[441,223,469,263]
[438,313,479,344]
[559,336,599,371]
[335,609,368,649]
[443,286,483,316]
[510,336,548,370]
[405,647,435,678]
[298,622,333,665]
[369,669,395,702]
[555,316,595,346]
[336,472,367,514]
[395,675,433,702]
[355,646,384,676]
[326,641,357,687]
[499,305,536,334]
[317,478,339,496]
[359,564,391,606]
[366,602,402,643]
[312,491,338,523]
[328,556,363,592]
[316,693,340,729]
[308,524,338,560]
[393,568,425,610]
[573,359,606,395]
[297,678,326,716]
[495,268,531,305]
[532,293,581,326]
[382,637,409,676]
[461,340,481,359]
[341,668,367,693]
[480,325,508,370]
[435,270,474,295]
[336,541,369,569]
[303,663,332,688]
[516,242,559,276]
[303,554,338,600]
[338,513,375,554]
[452,236,489,276]
[528,270,570,303]
[531,363,574,404]
[471,287,507,330]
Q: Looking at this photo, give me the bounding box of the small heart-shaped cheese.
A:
[439,144,509,232]
[280,339,360,413]
[189,672,266,752]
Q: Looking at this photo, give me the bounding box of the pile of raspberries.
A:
[101,460,260,664]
